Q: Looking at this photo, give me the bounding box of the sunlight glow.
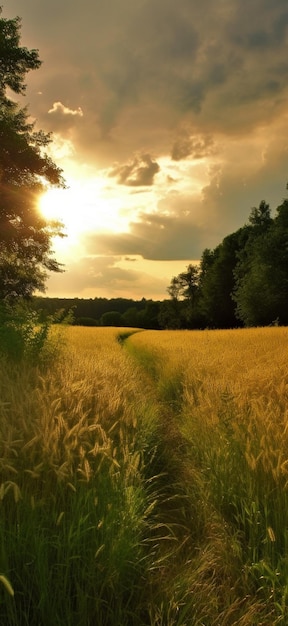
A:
[39,178,130,249]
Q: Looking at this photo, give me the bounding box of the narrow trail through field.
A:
[119,330,208,574]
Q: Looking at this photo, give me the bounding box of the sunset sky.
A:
[4,0,288,300]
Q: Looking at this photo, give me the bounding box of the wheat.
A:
[0,574,14,597]
[1,324,287,623]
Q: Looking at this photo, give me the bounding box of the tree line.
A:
[164,199,288,329]
[32,296,163,329]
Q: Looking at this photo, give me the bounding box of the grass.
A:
[0,327,163,625]
[128,327,288,623]
[1,325,288,623]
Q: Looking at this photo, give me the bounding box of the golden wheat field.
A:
[129,326,288,398]
[129,326,288,479]
[0,326,146,493]
[1,324,288,625]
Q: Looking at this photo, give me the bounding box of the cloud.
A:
[82,120,288,265]
[48,101,83,117]
[14,0,288,165]
[48,256,135,294]
[46,255,169,299]
[84,200,211,261]
[44,100,84,133]
[171,131,215,161]
[109,153,160,186]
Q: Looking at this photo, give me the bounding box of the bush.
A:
[0,301,59,364]
[100,311,123,326]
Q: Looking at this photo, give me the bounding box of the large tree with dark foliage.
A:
[234,200,288,326]
[164,264,205,328]
[198,228,250,328]
[165,197,288,329]
[0,8,65,300]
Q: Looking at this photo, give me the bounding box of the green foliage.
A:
[121,306,141,327]
[167,263,200,302]
[0,8,65,301]
[199,229,248,328]
[233,256,281,326]
[73,316,99,326]
[166,196,288,329]
[0,479,152,625]
[248,199,272,228]
[234,200,288,326]
[0,12,41,97]
[158,298,183,329]
[32,297,162,330]
[165,264,203,329]
[0,301,61,364]
[100,310,123,326]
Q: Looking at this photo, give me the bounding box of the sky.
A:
[3,0,288,300]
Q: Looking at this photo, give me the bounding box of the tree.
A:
[141,300,161,329]
[248,200,272,229]
[158,299,183,329]
[100,311,123,326]
[0,8,65,300]
[122,306,140,327]
[167,264,200,302]
[166,264,204,327]
[199,230,248,328]
[233,200,288,326]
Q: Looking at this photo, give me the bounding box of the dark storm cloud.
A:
[202,133,288,232]
[226,0,288,50]
[6,0,288,159]
[109,154,160,186]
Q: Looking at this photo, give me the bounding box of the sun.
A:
[38,178,130,254]
[39,187,84,241]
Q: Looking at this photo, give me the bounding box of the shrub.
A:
[0,301,60,364]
